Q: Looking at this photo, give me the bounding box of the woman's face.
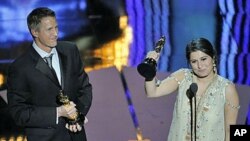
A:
[189,50,214,78]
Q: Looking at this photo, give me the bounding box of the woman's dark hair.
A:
[185,37,217,65]
[27,7,56,32]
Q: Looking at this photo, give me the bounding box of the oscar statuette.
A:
[137,36,166,80]
[57,90,82,124]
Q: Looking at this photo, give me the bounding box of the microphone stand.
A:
[189,96,193,141]
[187,84,197,141]
[194,95,197,141]
[186,89,193,141]
[190,97,197,141]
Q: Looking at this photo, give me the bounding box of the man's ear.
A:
[31,29,38,38]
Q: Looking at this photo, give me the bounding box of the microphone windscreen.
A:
[190,83,198,94]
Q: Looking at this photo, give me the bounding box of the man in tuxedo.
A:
[7,7,92,141]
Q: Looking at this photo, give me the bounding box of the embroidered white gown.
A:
[167,69,231,141]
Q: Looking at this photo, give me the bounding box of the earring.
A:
[213,63,217,73]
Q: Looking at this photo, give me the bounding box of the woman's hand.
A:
[146,51,160,62]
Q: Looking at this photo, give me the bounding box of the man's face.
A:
[32,16,58,52]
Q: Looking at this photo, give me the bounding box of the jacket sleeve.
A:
[73,45,93,117]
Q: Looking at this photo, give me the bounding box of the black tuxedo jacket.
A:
[7,41,92,141]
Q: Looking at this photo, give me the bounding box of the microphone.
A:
[186,83,198,99]
[186,83,198,141]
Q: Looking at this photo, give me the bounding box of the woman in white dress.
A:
[144,38,240,141]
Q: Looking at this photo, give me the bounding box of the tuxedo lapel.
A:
[35,58,61,87]
[57,48,68,90]
[29,43,68,89]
